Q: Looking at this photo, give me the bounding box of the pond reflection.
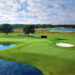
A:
[0,59,43,75]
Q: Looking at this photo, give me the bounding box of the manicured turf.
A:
[0,33,75,75]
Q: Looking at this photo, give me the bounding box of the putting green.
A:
[0,33,75,75]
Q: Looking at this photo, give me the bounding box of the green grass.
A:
[0,33,75,75]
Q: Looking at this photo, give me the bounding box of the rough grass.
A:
[0,33,75,75]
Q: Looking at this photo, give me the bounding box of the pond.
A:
[0,44,16,50]
[48,29,75,32]
[0,59,43,75]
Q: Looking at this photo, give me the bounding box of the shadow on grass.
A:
[17,35,25,37]
[17,35,41,39]
[55,38,67,40]
[28,36,41,39]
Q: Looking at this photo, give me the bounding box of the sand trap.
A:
[56,43,74,47]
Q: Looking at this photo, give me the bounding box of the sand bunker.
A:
[56,43,74,47]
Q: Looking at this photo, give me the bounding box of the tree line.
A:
[0,24,75,36]
[12,24,75,28]
[0,24,35,36]
[0,24,75,29]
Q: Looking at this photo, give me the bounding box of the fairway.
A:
[0,33,75,75]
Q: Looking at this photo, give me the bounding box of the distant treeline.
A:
[0,24,75,29]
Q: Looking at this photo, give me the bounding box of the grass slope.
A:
[0,33,75,75]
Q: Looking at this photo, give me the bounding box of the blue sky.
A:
[0,0,75,24]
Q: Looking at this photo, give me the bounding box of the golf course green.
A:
[0,33,75,75]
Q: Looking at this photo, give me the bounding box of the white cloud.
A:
[0,0,75,24]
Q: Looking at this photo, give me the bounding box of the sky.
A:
[0,0,75,24]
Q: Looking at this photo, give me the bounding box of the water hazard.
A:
[0,59,43,75]
[49,29,75,32]
[0,44,16,50]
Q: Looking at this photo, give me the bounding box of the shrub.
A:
[41,35,47,38]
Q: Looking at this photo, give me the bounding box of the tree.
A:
[0,26,2,32]
[1,24,13,35]
[23,25,35,37]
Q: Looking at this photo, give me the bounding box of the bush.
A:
[41,35,47,38]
